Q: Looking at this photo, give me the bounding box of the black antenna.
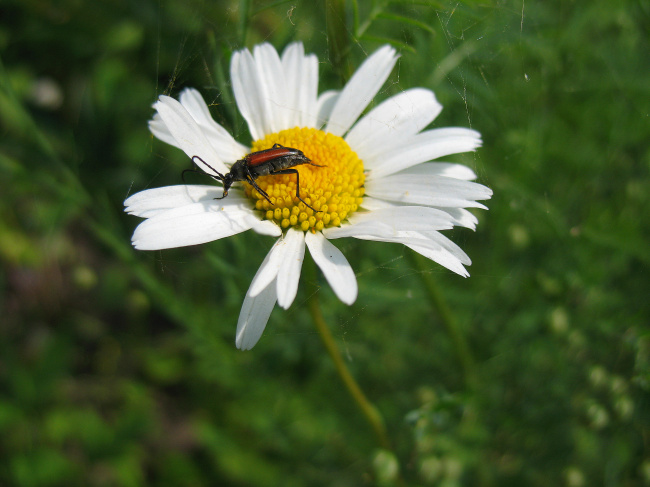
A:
[191,155,225,181]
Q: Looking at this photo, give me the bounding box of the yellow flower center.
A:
[244,127,365,232]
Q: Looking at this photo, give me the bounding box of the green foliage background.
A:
[1,0,648,485]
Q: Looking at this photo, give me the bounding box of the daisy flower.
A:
[124,43,492,350]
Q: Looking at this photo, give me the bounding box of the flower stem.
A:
[407,250,478,390]
[325,0,353,83]
[304,257,391,451]
[237,0,250,45]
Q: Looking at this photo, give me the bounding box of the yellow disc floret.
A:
[244,127,365,232]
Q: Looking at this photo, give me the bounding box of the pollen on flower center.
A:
[244,127,365,232]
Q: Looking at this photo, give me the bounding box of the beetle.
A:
[191,144,324,212]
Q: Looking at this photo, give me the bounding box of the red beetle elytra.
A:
[192,144,323,212]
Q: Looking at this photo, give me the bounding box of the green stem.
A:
[237,0,250,46]
[304,258,391,450]
[407,250,478,390]
[325,0,353,83]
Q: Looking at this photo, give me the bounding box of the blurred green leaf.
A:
[0,0,648,485]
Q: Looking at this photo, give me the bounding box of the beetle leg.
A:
[244,166,273,204]
[272,169,320,213]
[246,175,274,205]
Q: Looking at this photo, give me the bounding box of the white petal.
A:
[149,91,248,164]
[178,88,249,163]
[253,43,288,132]
[322,221,393,240]
[360,197,479,230]
[358,196,400,211]
[281,43,319,128]
[236,271,277,350]
[365,174,492,209]
[323,223,448,256]
[366,128,482,180]
[325,45,399,136]
[124,185,224,218]
[346,88,441,160]
[305,232,357,305]
[398,162,478,180]
[248,236,287,297]
[419,231,471,265]
[407,243,469,277]
[351,206,455,232]
[280,43,303,128]
[178,88,215,127]
[323,209,452,240]
[316,90,339,129]
[148,113,177,147]
[231,47,270,140]
[249,219,283,237]
[232,44,299,139]
[324,226,470,276]
[439,208,479,230]
[276,228,306,309]
[406,229,472,275]
[131,201,254,250]
[154,96,229,175]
